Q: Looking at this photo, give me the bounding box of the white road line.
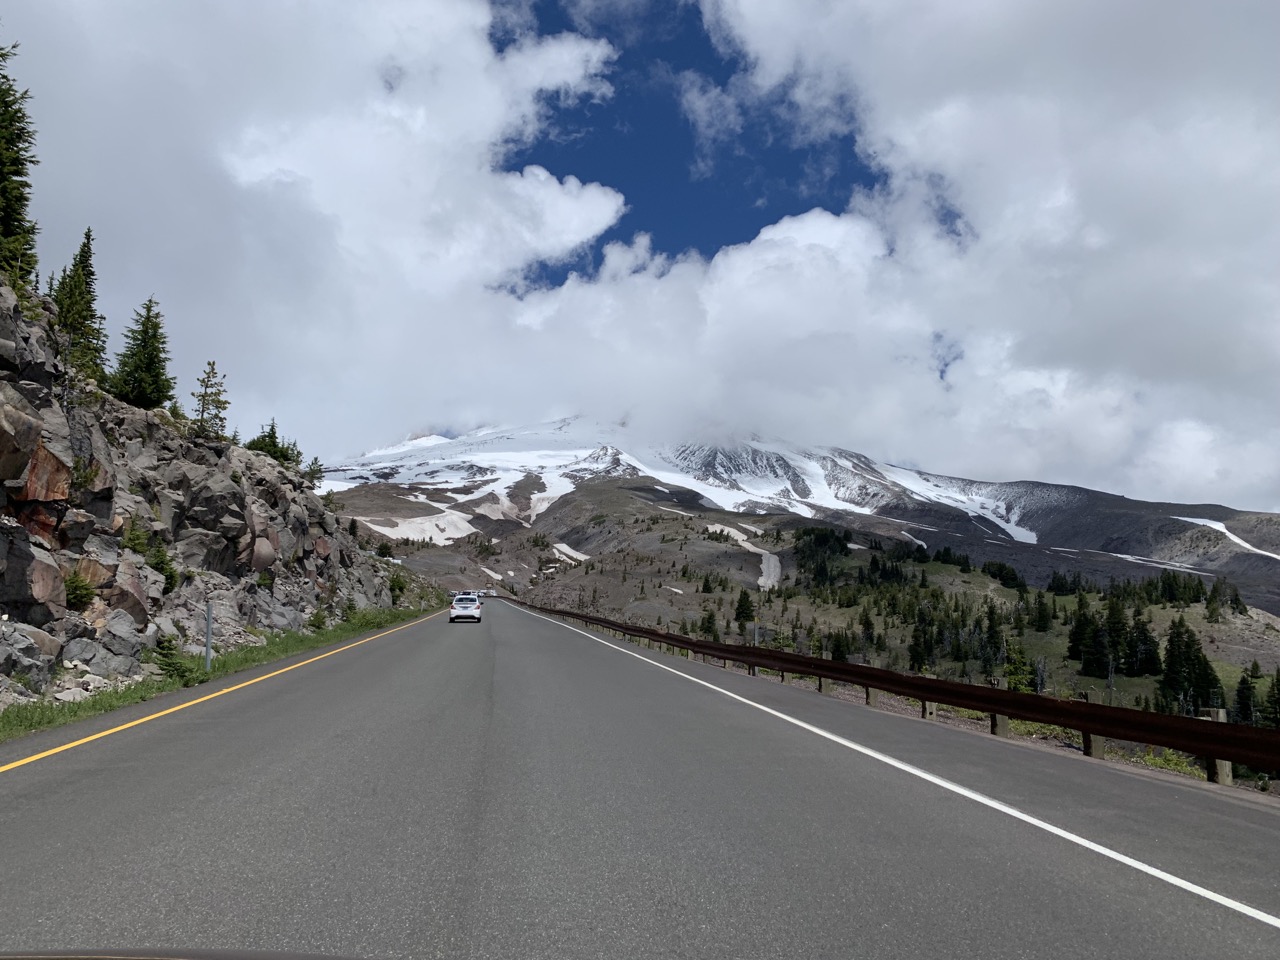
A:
[515,605,1280,931]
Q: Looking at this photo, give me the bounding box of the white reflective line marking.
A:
[517,605,1280,931]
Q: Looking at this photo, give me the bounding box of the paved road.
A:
[1,599,1278,959]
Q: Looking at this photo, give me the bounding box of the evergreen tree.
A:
[1104,594,1130,667]
[1158,616,1223,715]
[1263,667,1280,730]
[1127,611,1162,676]
[245,418,302,468]
[1234,673,1256,724]
[189,359,230,439]
[734,588,755,632]
[107,297,175,408]
[1033,591,1051,632]
[0,39,38,286]
[302,456,323,486]
[1067,594,1092,661]
[51,229,109,381]
[700,573,713,594]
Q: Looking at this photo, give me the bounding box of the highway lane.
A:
[0,599,1276,959]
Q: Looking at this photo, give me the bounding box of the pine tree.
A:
[245,418,302,468]
[1263,667,1280,730]
[1158,616,1223,715]
[189,359,230,439]
[1234,673,1256,724]
[108,297,175,408]
[1127,610,1162,676]
[734,588,755,632]
[0,39,39,286]
[52,228,109,381]
[1033,591,1051,632]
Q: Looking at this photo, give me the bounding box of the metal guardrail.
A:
[506,598,1280,775]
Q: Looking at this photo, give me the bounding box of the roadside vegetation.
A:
[0,595,445,745]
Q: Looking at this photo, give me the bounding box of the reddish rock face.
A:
[313,536,332,559]
[17,442,72,503]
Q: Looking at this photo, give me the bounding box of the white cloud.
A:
[7,1,1279,510]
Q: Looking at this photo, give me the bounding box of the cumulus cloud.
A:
[7,1,1279,510]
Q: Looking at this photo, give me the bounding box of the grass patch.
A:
[0,677,181,744]
[1122,745,1207,780]
[0,605,438,746]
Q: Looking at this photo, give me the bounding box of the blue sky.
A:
[501,0,877,279]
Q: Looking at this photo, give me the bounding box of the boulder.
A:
[55,687,90,703]
[62,637,104,665]
[58,509,97,549]
[99,608,143,658]
[88,651,139,678]
[74,554,118,588]
[250,537,277,572]
[102,555,149,624]
[174,528,235,573]
[13,623,62,659]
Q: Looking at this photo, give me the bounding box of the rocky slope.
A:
[0,278,396,710]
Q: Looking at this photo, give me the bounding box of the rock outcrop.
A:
[0,276,396,701]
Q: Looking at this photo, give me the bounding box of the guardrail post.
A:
[920,674,937,720]
[989,677,1010,737]
[1198,709,1233,785]
[865,685,879,708]
[818,650,834,695]
[1080,692,1102,757]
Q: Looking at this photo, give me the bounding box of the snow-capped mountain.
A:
[324,416,1280,612]
[325,417,1056,538]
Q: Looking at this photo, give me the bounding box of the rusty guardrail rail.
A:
[503,597,1280,776]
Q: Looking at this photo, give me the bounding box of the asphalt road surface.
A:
[2,599,1278,959]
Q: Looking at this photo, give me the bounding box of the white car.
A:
[449,593,483,623]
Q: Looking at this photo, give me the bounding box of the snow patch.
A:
[481,567,504,581]
[706,524,781,589]
[654,485,670,493]
[318,478,358,494]
[657,504,694,517]
[553,542,591,562]
[1172,518,1280,562]
[738,522,764,535]
[360,510,478,544]
[664,586,684,594]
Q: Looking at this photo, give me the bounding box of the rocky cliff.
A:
[0,277,396,709]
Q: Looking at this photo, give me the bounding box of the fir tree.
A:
[50,228,109,380]
[1158,616,1223,715]
[108,297,175,409]
[734,588,755,632]
[1127,610,1162,676]
[1263,667,1280,730]
[190,359,230,439]
[0,39,39,286]
[245,418,302,468]
[1033,590,1051,632]
[1234,672,1256,724]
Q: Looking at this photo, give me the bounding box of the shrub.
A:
[145,544,179,594]
[376,541,393,558]
[63,571,96,611]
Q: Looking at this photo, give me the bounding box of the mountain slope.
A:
[326,417,1280,614]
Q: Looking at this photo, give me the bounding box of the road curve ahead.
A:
[1,599,1278,959]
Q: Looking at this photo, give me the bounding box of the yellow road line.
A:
[0,610,443,775]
